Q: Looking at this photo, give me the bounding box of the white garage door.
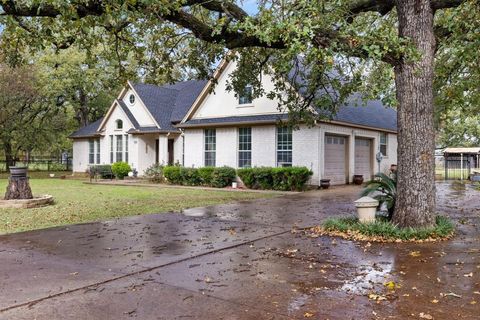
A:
[355,138,372,181]
[324,135,347,185]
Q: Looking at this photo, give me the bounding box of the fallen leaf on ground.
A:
[463,272,473,277]
[419,312,433,319]
[409,251,421,257]
[368,293,387,301]
[431,299,439,304]
[303,312,315,318]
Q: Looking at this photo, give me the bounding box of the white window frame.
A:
[238,127,252,168]
[204,129,216,167]
[276,127,293,167]
[380,133,388,157]
[238,85,253,106]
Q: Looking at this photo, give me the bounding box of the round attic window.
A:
[129,94,135,105]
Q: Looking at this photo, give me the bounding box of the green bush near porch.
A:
[237,167,313,191]
[111,162,131,179]
[163,166,236,188]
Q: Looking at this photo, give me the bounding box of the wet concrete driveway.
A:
[0,183,479,319]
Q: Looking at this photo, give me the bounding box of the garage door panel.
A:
[354,138,372,181]
[324,135,346,185]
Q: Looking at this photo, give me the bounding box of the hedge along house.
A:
[71,59,397,185]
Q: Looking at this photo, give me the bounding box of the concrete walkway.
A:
[0,183,479,319]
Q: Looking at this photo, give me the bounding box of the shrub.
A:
[163,166,236,188]
[163,166,182,184]
[144,163,164,183]
[111,162,131,179]
[198,167,215,185]
[211,167,237,188]
[237,167,313,191]
[181,167,202,186]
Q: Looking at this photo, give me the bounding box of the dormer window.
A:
[116,119,123,130]
[129,94,135,105]
[238,85,253,105]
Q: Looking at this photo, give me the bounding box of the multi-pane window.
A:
[125,134,129,163]
[276,127,292,167]
[116,135,123,162]
[238,128,252,168]
[110,135,114,163]
[116,119,123,130]
[96,139,101,164]
[88,139,95,164]
[238,85,253,105]
[380,133,388,156]
[204,129,216,167]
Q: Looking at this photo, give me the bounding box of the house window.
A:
[238,128,252,168]
[380,133,388,156]
[116,119,123,130]
[125,134,129,163]
[88,139,95,164]
[96,139,101,164]
[129,94,135,105]
[204,129,216,167]
[109,135,114,163]
[116,135,123,162]
[277,127,292,167]
[238,85,253,105]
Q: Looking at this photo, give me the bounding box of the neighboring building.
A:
[70,60,397,185]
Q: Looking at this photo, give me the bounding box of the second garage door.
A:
[324,135,347,185]
[354,137,372,181]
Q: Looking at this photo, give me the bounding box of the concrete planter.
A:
[354,196,379,223]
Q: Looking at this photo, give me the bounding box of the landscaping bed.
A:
[308,215,455,243]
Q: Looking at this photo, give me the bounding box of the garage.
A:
[324,135,347,185]
[354,137,372,181]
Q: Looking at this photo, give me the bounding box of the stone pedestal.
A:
[4,167,33,200]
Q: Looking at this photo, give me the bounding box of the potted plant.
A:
[353,174,364,185]
[320,179,331,189]
[361,173,396,220]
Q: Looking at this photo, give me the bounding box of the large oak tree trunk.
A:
[393,0,436,228]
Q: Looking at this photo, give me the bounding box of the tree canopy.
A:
[0,0,479,228]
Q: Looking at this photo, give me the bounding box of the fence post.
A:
[47,160,50,172]
[444,155,448,180]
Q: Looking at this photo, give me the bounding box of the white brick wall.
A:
[251,126,276,167]
[293,125,320,183]
[72,139,89,172]
[184,129,203,167]
[216,128,237,167]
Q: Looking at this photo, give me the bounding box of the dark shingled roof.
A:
[131,80,207,130]
[333,96,397,132]
[180,114,288,127]
[69,117,103,138]
[180,98,397,132]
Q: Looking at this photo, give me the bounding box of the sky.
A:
[240,0,259,15]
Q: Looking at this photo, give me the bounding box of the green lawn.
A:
[0,179,276,234]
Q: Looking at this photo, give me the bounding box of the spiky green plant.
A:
[361,173,397,220]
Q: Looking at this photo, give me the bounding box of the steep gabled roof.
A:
[130,80,207,131]
[117,99,139,129]
[69,117,103,139]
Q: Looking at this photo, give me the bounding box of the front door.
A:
[354,137,372,181]
[168,139,174,165]
[155,139,159,164]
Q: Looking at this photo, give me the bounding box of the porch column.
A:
[158,135,169,165]
[348,130,356,184]
[318,127,325,184]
